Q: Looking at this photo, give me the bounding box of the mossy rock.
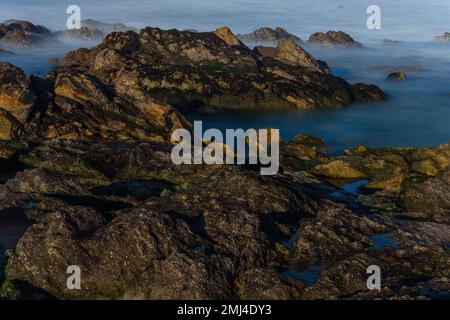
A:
[411,159,439,176]
[311,160,367,179]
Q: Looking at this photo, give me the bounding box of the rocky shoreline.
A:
[0,22,449,300]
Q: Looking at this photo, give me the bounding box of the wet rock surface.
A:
[0,136,448,300]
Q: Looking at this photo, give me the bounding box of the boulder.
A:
[254,38,329,73]
[213,26,244,46]
[237,27,302,45]
[308,31,362,48]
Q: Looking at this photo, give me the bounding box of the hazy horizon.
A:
[0,0,449,42]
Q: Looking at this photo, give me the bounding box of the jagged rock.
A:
[237,27,302,45]
[0,136,449,300]
[0,168,88,196]
[402,168,450,218]
[236,268,296,299]
[254,38,329,73]
[289,202,389,267]
[386,72,406,81]
[59,27,381,112]
[213,26,244,46]
[0,109,23,140]
[0,63,36,124]
[0,61,189,141]
[308,31,362,48]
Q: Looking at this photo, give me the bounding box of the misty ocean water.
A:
[1,0,449,153]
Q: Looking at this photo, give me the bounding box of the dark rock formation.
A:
[237,27,302,46]
[59,27,382,112]
[0,137,448,300]
[308,31,362,48]
[0,61,189,142]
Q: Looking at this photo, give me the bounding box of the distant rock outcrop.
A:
[55,20,136,41]
[81,19,136,35]
[237,27,302,46]
[434,32,450,42]
[0,20,51,48]
[308,31,362,48]
[2,20,51,35]
[54,26,104,41]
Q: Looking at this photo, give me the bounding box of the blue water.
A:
[369,233,399,251]
[282,264,328,285]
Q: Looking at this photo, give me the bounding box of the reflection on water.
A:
[187,41,450,154]
[369,233,399,251]
[0,209,33,249]
[282,264,328,286]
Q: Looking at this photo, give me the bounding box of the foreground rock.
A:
[308,31,362,48]
[0,138,448,300]
[237,27,302,46]
[0,60,189,142]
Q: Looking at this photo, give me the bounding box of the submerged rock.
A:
[308,31,362,48]
[386,72,406,81]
